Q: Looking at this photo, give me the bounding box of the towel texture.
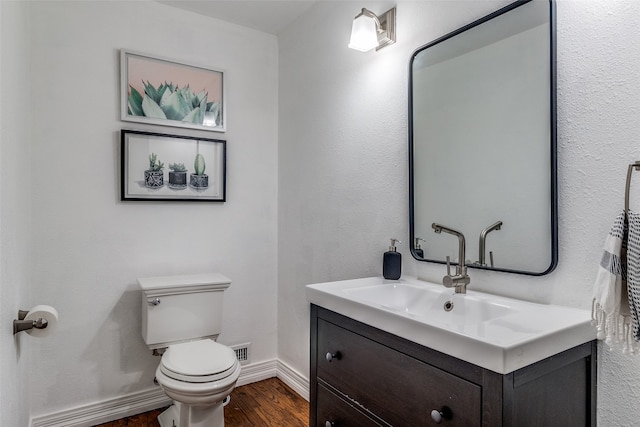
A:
[627,211,640,341]
[592,211,637,353]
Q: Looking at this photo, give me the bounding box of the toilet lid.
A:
[160,340,239,383]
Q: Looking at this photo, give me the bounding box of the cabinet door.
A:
[318,319,481,426]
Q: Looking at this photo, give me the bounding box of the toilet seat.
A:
[160,340,239,383]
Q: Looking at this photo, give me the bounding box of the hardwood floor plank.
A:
[226,378,306,427]
[225,385,262,426]
[248,380,307,426]
[95,377,308,427]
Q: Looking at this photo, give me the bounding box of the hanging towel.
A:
[592,211,637,353]
[626,211,640,342]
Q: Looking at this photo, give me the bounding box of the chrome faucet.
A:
[478,220,502,267]
[432,223,470,293]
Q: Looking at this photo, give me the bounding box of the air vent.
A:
[230,342,251,365]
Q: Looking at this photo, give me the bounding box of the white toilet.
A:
[139,273,240,427]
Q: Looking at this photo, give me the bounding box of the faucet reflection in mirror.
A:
[473,220,503,268]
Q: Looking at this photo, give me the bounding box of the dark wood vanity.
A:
[310,305,596,426]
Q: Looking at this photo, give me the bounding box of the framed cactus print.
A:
[120,50,225,132]
[121,130,226,202]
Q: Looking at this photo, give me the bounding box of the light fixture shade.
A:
[348,10,379,52]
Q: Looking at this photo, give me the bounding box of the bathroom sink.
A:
[306,277,595,374]
[343,282,514,326]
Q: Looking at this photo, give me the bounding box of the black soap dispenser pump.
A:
[383,238,402,280]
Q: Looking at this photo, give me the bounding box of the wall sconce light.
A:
[348,7,396,52]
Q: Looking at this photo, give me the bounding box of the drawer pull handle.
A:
[325,421,336,427]
[325,351,341,362]
[431,407,452,423]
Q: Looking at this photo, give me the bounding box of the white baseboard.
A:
[29,387,171,427]
[276,359,310,401]
[30,358,309,427]
[235,359,277,387]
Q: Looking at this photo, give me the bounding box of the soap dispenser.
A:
[414,237,425,258]
[383,238,402,280]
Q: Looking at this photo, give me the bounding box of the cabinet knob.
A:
[325,352,341,362]
[325,421,336,427]
[430,407,452,423]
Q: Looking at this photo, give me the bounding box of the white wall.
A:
[278,0,511,391]
[23,0,278,420]
[278,1,640,426]
[4,0,640,424]
[1,1,33,426]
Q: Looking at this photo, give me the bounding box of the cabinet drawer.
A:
[317,319,481,426]
[317,383,388,427]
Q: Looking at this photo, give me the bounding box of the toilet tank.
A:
[138,273,231,350]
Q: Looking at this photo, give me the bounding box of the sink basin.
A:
[306,277,595,374]
[343,283,514,326]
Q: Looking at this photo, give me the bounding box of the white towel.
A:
[592,211,637,353]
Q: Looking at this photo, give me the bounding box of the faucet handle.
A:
[446,256,451,276]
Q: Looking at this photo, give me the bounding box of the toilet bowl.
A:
[155,339,241,427]
[138,273,239,427]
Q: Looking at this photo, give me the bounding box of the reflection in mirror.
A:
[409,0,557,275]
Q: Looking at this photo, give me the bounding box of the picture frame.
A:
[121,130,226,202]
[120,50,225,132]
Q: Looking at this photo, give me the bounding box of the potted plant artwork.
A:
[168,162,188,189]
[144,153,164,188]
[190,152,209,189]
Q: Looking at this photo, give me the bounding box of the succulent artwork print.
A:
[190,152,209,189]
[128,81,221,126]
[145,153,164,188]
[168,162,188,189]
[168,162,187,172]
[194,153,206,175]
[148,153,164,171]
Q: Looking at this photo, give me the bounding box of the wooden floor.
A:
[94,377,308,427]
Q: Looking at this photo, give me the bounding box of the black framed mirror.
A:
[409,0,557,275]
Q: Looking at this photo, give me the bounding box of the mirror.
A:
[409,0,556,275]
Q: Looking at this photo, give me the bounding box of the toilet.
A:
[138,273,240,427]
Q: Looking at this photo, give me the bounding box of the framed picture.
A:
[120,50,225,132]
[121,130,226,202]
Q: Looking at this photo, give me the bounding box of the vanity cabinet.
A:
[310,305,596,427]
